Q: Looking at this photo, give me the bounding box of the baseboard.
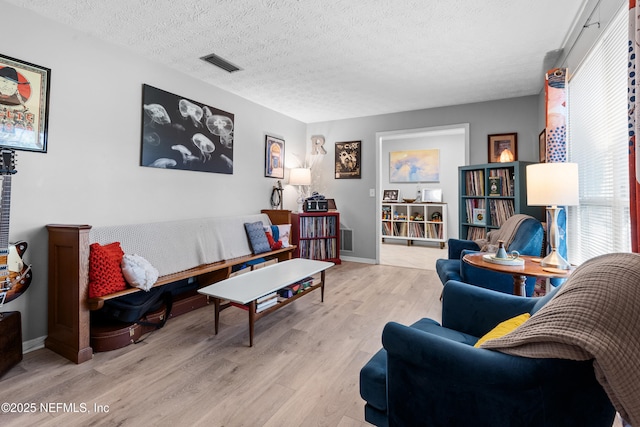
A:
[339,256,375,264]
[23,335,46,354]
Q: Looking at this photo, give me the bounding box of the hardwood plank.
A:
[0,251,611,427]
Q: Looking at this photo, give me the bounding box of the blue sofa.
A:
[359,280,615,427]
[435,216,544,296]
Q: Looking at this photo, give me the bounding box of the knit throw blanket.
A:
[481,253,640,425]
[474,213,533,252]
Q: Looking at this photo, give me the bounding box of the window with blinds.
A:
[567,5,630,265]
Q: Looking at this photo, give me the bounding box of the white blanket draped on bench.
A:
[89,214,272,276]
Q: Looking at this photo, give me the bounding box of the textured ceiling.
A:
[5,0,587,123]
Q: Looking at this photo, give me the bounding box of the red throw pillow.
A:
[265,232,283,250]
[88,242,127,298]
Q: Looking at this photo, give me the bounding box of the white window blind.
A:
[567,5,630,265]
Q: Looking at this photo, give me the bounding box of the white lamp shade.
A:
[526,162,579,206]
[289,168,311,186]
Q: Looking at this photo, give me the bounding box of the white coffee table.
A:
[198,258,334,346]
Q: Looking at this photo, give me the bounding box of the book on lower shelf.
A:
[472,208,486,225]
[467,226,486,240]
[256,297,278,313]
[277,276,320,299]
[256,292,278,304]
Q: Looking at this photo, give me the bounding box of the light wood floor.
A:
[379,239,447,271]
[0,261,443,427]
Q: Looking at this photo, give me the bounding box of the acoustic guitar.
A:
[0,148,31,306]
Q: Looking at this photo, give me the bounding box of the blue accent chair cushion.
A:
[359,280,615,426]
[435,216,545,296]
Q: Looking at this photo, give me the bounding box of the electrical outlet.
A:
[369,189,375,197]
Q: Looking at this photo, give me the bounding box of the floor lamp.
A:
[526,162,579,270]
[289,168,311,213]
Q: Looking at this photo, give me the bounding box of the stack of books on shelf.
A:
[465,170,485,196]
[407,222,425,238]
[393,222,408,237]
[467,226,486,240]
[277,276,317,301]
[256,292,278,313]
[300,216,337,238]
[465,199,486,224]
[489,199,515,227]
[426,223,443,239]
[299,239,338,260]
[382,222,392,236]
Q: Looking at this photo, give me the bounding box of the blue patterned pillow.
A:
[244,221,271,254]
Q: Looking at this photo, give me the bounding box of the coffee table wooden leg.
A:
[513,275,526,297]
[320,270,326,302]
[213,297,221,335]
[248,300,256,347]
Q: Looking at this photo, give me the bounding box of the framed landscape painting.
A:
[389,149,440,183]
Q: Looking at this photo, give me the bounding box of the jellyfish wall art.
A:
[140,84,234,174]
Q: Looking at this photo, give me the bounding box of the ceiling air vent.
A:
[200,53,242,73]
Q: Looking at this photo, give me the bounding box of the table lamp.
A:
[526,162,579,270]
[289,168,311,213]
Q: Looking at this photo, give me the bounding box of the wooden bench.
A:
[45,211,294,364]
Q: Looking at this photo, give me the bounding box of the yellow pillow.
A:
[474,313,530,348]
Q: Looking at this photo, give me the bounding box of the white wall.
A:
[2,2,307,343]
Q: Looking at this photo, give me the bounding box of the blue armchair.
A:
[435,215,544,296]
[359,280,615,427]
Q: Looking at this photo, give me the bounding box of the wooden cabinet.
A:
[260,209,291,226]
[291,212,341,264]
[459,161,543,240]
[381,202,447,248]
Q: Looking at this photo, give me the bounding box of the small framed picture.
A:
[0,54,51,153]
[421,188,443,203]
[383,189,399,202]
[265,135,285,179]
[488,133,517,163]
[539,129,547,163]
[335,140,361,179]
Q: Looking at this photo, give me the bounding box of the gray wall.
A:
[306,95,540,262]
[2,2,307,344]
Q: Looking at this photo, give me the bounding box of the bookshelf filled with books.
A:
[459,161,543,240]
[381,202,447,248]
[291,212,341,264]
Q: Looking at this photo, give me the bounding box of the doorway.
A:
[375,124,469,269]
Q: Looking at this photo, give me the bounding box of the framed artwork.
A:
[421,188,443,203]
[265,135,285,178]
[0,54,51,153]
[389,149,440,182]
[383,189,399,202]
[335,140,361,179]
[488,133,518,163]
[140,84,234,174]
[539,129,547,163]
